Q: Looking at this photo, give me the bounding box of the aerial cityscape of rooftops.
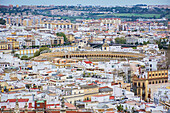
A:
[0,0,170,113]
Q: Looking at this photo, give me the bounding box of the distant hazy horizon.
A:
[1,0,170,6]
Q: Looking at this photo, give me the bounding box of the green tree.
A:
[0,18,6,25]
[29,56,34,60]
[56,32,68,43]
[14,53,20,58]
[143,41,150,45]
[11,49,15,54]
[115,37,126,44]
[39,47,50,52]
[21,55,29,60]
[34,51,40,57]
[132,107,135,113]
[117,104,124,112]
[33,47,50,57]
[23,45,27,49]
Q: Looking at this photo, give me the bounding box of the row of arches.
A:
[62,54,135,58]
[149,79,168,84]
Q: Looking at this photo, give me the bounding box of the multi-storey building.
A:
[6,37,19,49]
[0,41,9,50]
[100,18,121,27]
[132,70,168,101]
[50,36,64,46]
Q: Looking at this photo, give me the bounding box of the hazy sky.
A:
[0,0,170,6]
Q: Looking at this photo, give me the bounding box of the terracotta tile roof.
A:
[65,102,76,109]
[7,99,29,102]
[76,78,84,80]
[57,74,65,77]
[46,71,53,73]
[92,95,108,97]
[99,86,111,89]
[109,96,115,100]
[66,111,77,113]
[46,104,60,107]
[84,61,92,64]
[83,100,91,102]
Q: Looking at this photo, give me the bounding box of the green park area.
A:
[60,13,162,22]
[97,13,161,18]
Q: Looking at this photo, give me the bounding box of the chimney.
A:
[32,94,35,101]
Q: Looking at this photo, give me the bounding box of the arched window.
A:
[138,82,140,87]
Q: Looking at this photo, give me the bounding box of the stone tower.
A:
[60,97,66,113]
[14,98,20,113]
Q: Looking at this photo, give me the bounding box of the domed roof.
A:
[102,42,109,47]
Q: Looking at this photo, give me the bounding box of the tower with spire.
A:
[60,97,66,113]
[14,98,20,113]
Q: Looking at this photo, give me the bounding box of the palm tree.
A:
[117,104,124,112]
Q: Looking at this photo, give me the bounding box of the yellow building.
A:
[42,21,73,30]
[80,84,99,101]
[117,80,131,91]
[100,18,121,26]
[102,42,109,51]
[0,42,9,50]
[6,38,19,49]
[50,36,64,46]
[23,19,33,26]
[63,84,99,105]
[66,33,75,42]
[132,70,168,101]
[63,88,84,105]
[0,81,14,92]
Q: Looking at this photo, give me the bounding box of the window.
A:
[162,73,164,75]
[165,80,167,83]
[134,83,137,87]
[156,74,157,76]
[138,83,140,87]
[152,81,154,84]
[37,104,40,107]
[152,74,154,76]
[149,82,151,84]
[143,83,145,87]
[159,81,161,83]
[156,81,157,84]
[162,80,164,83]
[165,73,167,75]
[159,73,161,76]
[149,74,151,76]
[150,64,152,67]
